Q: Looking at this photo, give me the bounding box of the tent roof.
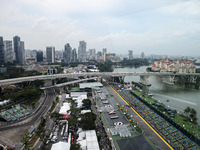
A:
[51,141,70,150]
[59,103,70,115]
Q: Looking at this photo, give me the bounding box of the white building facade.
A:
[78,41,86,62]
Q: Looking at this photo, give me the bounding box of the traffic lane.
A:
[104,83,172,150]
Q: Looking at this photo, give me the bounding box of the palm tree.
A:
[190,114,197,122]
[40,129,50,145]
[189,108,197,122]
[190,108,197,115]
[184,106,191,117]
[21,132,30,150]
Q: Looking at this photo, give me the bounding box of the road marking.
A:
[106,82,174,150]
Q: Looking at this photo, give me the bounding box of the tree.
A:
[40,129,51,145]
[82,99,91,109]
[36,118,46,137]
[51,112,62,119]
[68,117,78,126]
[184,106,191,117]
[79,112,96,130]
[21,132,30,150]
[190,108,197,116]
[31,101,36,108]
[70,143,81,150]
[189,108,197,122]
[69,107,81,118]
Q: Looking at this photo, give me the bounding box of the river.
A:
[114,66,200,124]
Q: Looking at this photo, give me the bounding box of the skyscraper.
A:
[13,36,20,63]
[13,36,25,64]
[97,51,102,58]
[71,48,77,62]
[103,48,107,62]
[78,41,86,62]
[88,49,96,60]
[46,46,55,63]
[3,40,13,63]
[89,49,96,56]
[102,48,107,54]
[64,43,72,63]
[36,51,43,62]
[19,41,25,64]
[128,50,133,60]
[140,52,145,59]
[0,37,4,63]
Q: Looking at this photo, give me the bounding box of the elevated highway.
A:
[0,72,200,86]
[40,77,98,89]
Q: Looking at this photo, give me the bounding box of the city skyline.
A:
[1,0,200,56]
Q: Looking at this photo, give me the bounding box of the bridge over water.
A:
[0,72,200,86]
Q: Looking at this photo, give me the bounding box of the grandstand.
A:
[0,105,31,122]
[110,84,200,150]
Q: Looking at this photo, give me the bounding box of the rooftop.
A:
[80,82,103,89]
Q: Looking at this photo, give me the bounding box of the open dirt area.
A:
[0,125,31,146]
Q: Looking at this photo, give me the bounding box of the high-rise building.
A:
[88,49,96,60]
[78,41,86,62]
[71,48,77,62]
[46,46,55,63]
[55,50,63,61]
[128,50,133,60]
[97,51,102,57]
[0,37,4,63]
[13,36,20,63]
[13,36,25,64]
[102,48,107,54]
[64,43,72,63]
[89,49,96,56]
[102,48,107,62]
[3,40,13,63]
[140,52,145,59]
[36,51,43,62]
[18,41,25,64]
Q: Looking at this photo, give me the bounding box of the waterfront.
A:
[114,66,200,124]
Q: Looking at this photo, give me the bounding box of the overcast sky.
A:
[1,0,200,56]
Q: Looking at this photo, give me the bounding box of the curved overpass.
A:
[0,72,199,86]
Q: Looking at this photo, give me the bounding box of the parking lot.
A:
[95,88,128,127]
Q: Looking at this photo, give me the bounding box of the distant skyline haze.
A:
[1,0,200,56]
